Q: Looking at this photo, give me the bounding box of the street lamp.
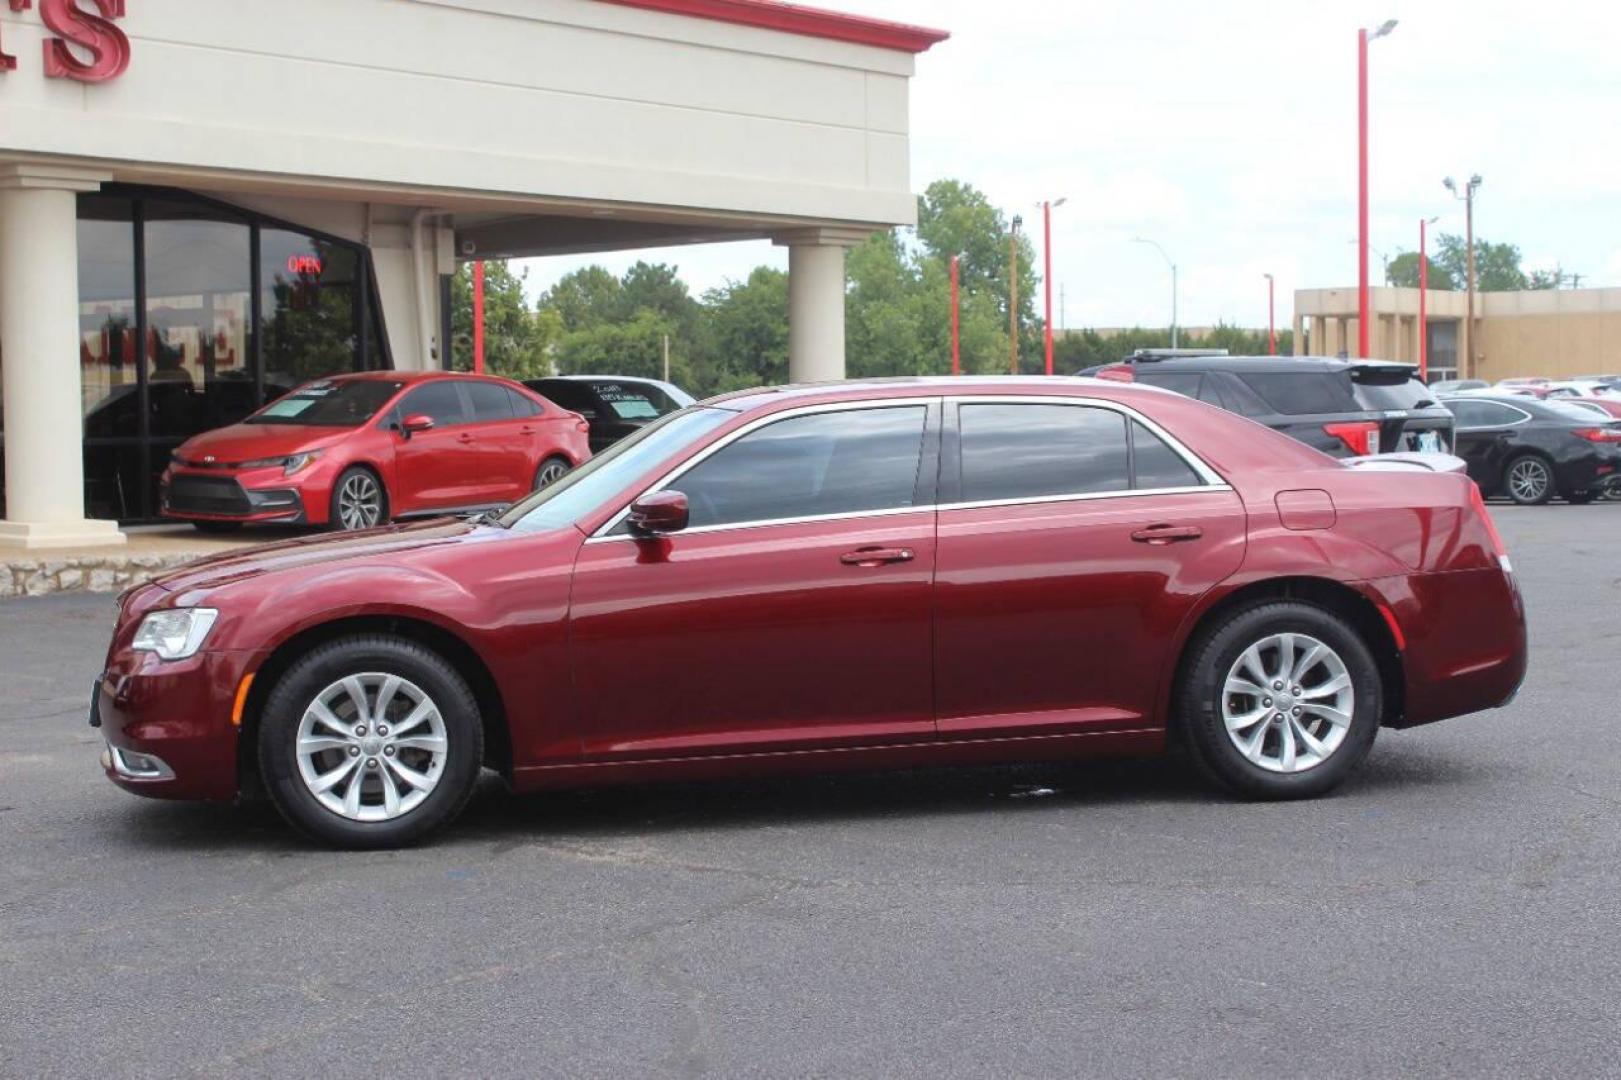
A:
[1358,17,1398,358]
[1419,216,1438,381]
[1444,174,1483,378]
[1263,273,1276,356]
[1008,215,1023,374]
[1040,197,1067,375]
[1133,236,1178,349]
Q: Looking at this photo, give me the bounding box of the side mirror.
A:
[627,490,689,535]
[400,412,435,437]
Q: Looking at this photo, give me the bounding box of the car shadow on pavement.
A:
[107,740,1493,853]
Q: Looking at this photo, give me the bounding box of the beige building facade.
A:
[0,0,946,547]
[1294,285,1621,381]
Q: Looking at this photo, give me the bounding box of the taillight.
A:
[1095,364,1135,383]
[1572,427,1621,443]
[1469,481,1511,572]
[1323,421,1381,456]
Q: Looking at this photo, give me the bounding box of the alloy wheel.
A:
[535,459,569,489]
[1508,458,1550,504]
[338,472,383,529]
[294,673,449,823]
[1221,633,1354,774]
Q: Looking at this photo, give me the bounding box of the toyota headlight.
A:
[132,608,219,661]
[281,452,319,477]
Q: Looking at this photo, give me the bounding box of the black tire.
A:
[256,635,484,848]
[1503,454,1554,506]
[329,465,389,531]
[1564,490,1596,505]
[191,520,243,534]
[1177,600,1382,800]
[533,455,572,492]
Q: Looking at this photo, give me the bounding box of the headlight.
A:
[282,451,319,477]
[132,608,219,660]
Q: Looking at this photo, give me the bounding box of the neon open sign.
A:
[286,255,324,277]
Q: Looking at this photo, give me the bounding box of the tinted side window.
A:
[1209,372,1273,417]
[677,406,926,529]
[531,381,597,415]
[465,381,515,423]
[507,388,542,418]
[1137,371,1203,398]
[959,404,1128,502]
[1239,372,1358,415]
[395,382,466,427]
[1131,422,1202,489]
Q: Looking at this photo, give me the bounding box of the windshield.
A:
[594,382,681,420]
[248,380,402,426]
[501,406,735,533]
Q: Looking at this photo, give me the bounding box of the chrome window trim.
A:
[592,398,935,538]
[585,393,1230,543]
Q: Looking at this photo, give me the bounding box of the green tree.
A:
[1385,251,1457,290]
[448,261,555,377]
[915,178,1038,329]
[1431,234,1529,292]
[700,267,790,393]
[541,265,622,331]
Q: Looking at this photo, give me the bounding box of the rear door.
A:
[462,380,531,502]
[933,398,1246,737]
[1446,399,1533,489]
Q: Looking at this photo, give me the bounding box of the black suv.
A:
[1081,355,1454,458]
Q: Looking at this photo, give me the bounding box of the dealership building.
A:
[0,0,945,548]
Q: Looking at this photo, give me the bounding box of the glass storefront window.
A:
[78,196,138,440]
[260,228,360,399]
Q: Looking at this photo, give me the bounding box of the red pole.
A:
[1357,28,1370,359]
[1267,275,1277,355]
[1419,219,1429,382]
[472,260,486,374]
[1042,200,1054,376]
[949,255,960,376]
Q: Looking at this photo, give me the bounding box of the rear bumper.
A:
[1375,565,1528,729]
[94,648,251,802]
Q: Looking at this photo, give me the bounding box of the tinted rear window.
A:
[959,404,1130,502]
[1237,372,1358,415]
[1351,370,1437,411]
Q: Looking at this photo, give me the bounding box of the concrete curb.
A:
[2,553,201,598]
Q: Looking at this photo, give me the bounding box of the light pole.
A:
[1008,215,1022,374]
[1419,216,1438,381]
[1263,273,1276,355]
[1133,236,1177,349]
[1358,18,1398,358]
[1444,174,1482,379]
[949,254,960,376]
[1041,197,1067,375]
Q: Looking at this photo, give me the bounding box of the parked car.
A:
[1083,355,1454,457]
[1439,393,1621,504]
[98,377,1526,848]
[1559,398,1621,421]
[1428,378,1488,393]
[1494,378,1554,399]
[161,372,590,532]
[524,376,695,454]
[1540,379,1621,400]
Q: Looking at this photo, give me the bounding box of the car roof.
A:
[326,370,521,384]
[1114,355,1418,375]
[702,376,1180,413]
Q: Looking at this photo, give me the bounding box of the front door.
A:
[568,402,940,759]
[388,380,476,513]
[934,399,1246,736]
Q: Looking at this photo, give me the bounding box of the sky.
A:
[516,0,1621,331]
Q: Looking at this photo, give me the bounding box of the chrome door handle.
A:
[840,547,915,567]
[1130,524,1203,544]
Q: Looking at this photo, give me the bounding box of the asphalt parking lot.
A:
[2,504,1618,1078]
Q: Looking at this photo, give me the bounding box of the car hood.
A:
[149,518,489,596]
[176,423,353,464]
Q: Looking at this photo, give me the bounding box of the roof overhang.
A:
[595,0,949,53]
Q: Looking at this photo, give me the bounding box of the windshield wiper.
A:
[465,509,509,528]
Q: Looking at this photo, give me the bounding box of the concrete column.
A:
[0,163,124,549]
[1293,315,1306,356]
[773,228,870,383]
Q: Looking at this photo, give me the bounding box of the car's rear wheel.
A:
[533,455,571,491]
[257,635,483,848]
[330,466,389,530]
[1504,455,1553,506]
[1178,601,1381,799]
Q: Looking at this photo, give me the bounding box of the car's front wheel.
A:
[1178,601,1382,799]
[257,635,484,848]
[330,466,389,530]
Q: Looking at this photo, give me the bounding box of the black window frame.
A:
[69,183,393,523]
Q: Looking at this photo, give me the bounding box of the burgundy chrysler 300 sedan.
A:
[95,378,1527,847]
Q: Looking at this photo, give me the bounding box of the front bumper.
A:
[93,648,253,802]
[161,469,308,524]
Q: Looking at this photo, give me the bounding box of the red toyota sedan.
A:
[99,378,1527,847]
[160,372,590,532]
